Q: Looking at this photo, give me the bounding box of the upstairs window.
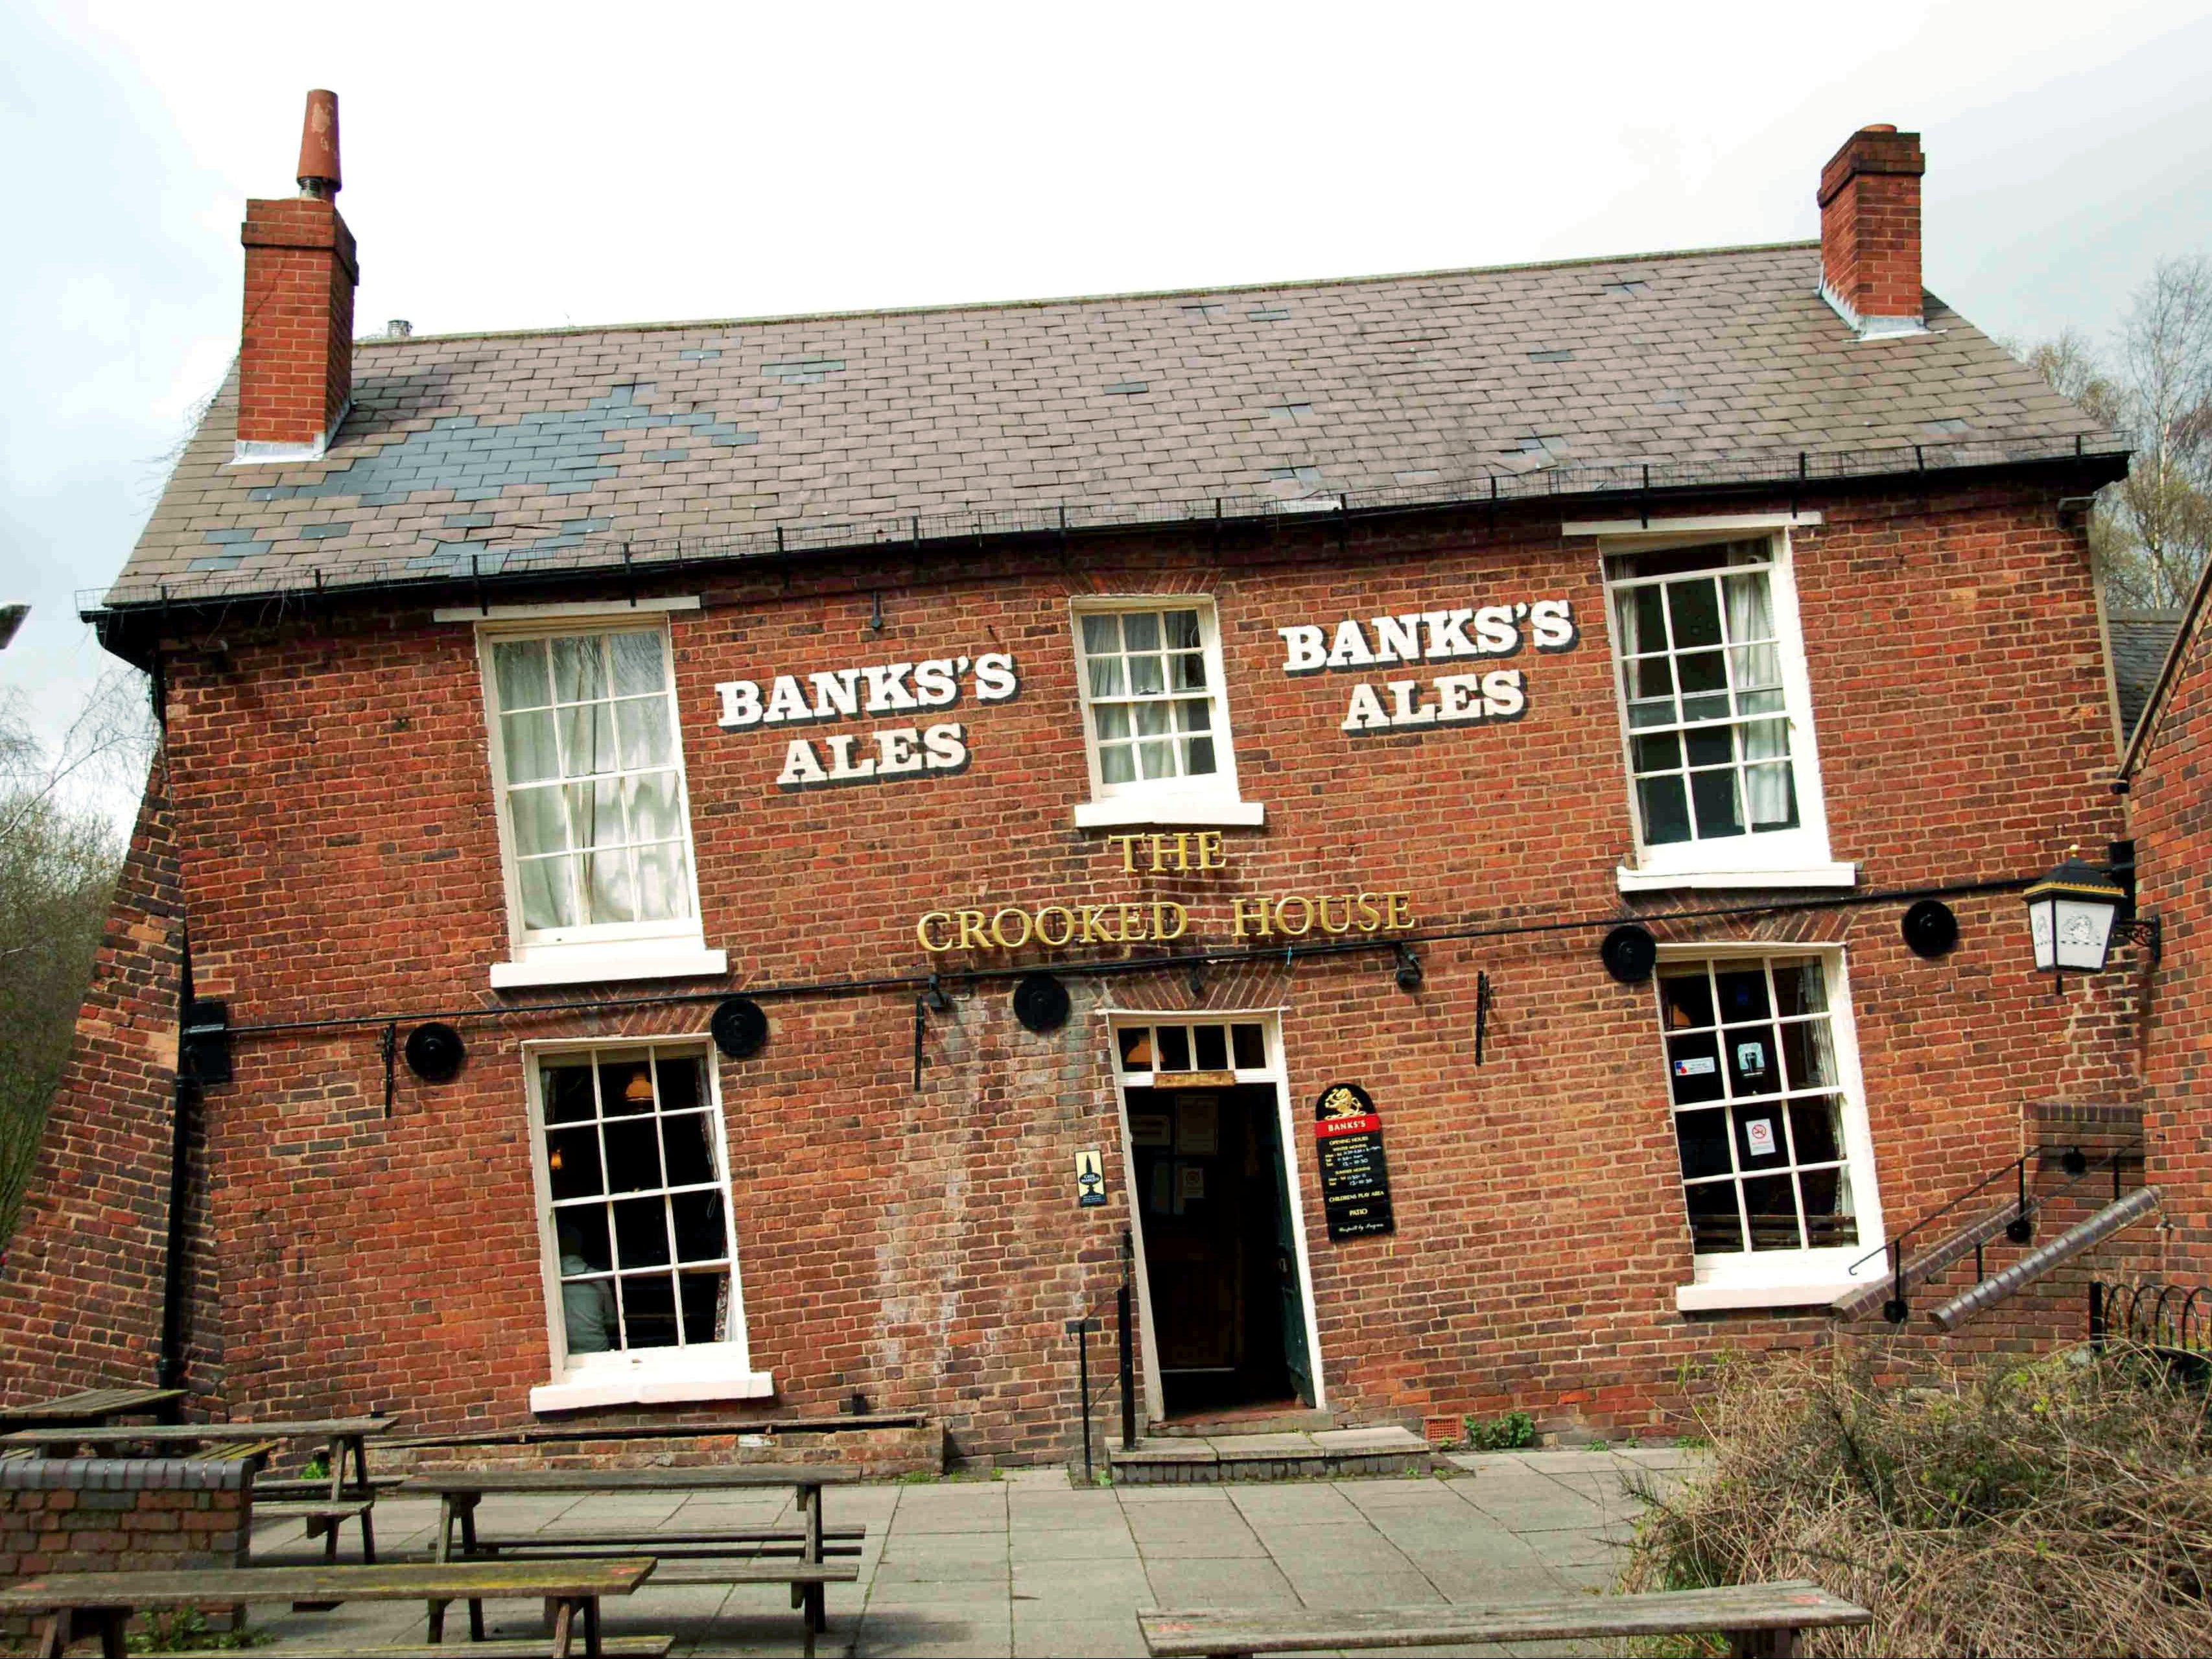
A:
[1070,598,1262,828]
[1601,532,1842,889]
[473,612,722,989]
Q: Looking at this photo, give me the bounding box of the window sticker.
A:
[1673,1055,1717,1077]
[1176,1096,1220,1155]
[1736,1041,1768,1077]
[1745,1118,1778,1158]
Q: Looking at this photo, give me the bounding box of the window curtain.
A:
[1613,586,1642,690]
[1725,572,1791,825]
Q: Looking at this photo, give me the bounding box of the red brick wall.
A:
[0,759,183,1405]
[44,479,2149,1459]
[237,198,355,447]
[0,1457,252,1641]
[2123,597,2212,1271]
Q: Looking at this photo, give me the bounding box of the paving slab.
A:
[1013,1612,1149,1657]
[1011,1556,1153,1613]
[1227,1482,1367,1523]
[1009,1522,1139,1562]
[1277,1564,1452,1609]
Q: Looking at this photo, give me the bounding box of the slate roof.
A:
[2106,611,2184,741]
[102,241,2124,607]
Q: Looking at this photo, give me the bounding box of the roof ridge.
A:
[353,241,1822,349]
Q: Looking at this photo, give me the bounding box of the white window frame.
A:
[522,1036,772,1411]
[1068,595,1264,829]
[1649,943,1886,1312]
[471,611,726,989]
[1582,515,1853,893]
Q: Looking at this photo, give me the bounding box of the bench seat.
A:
[1,1560,655,1659]
[141,1641,676,1659]
[642,1561,860,1588]
[254,1498,375,1522]
[1138,1581,1872,1658]
[469,1525,864,1560]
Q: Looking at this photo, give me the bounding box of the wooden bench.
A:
[467,1524,867,1560]
[1137,1581,1872,1658]
[142,1642,677,1659]
[0,1558,655,1659]
[0,1388,183,1433]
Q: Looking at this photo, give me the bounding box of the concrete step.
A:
[1146,1408,1335,1439]
[1107,1426,1431,1485]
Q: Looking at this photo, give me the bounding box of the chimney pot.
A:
[296,89,341,198]
[1817,124,1926,339]
[387,320,413,338]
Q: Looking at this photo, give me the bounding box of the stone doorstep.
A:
[1107,1426,1431,1485]
[1146,1409,1335,1439]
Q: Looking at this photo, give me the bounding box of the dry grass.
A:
[1618,1345,2212,1657]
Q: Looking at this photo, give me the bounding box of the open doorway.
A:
[1111,1015,1319,1422]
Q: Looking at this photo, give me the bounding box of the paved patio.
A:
[238,1448,1702,1658]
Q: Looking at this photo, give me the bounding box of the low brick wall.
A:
[0,1457,253,1640]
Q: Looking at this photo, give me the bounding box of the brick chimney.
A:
[1817,124,1927,339]
[235,90,358,462]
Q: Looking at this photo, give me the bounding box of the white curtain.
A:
[1725,572,1791,827]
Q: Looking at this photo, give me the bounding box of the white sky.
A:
[5,0,2211,815]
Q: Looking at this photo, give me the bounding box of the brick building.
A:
[0,100,2176,1463]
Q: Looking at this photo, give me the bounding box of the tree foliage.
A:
[2017,255,2212,610]
[0,672,155,1246]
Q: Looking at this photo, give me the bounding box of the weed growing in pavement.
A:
[1463,1410,1536,1451]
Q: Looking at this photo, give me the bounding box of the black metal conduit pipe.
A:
[156,940,197,1414]
[205,875,2035,1043]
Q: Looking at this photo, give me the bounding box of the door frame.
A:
[1103,1009,1327,1422]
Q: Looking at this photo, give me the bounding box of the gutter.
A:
[79,436,2129,667]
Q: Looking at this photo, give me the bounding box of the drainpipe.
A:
[157,943,196,1420]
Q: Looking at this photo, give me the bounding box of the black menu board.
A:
[1314,1082,1394,1241]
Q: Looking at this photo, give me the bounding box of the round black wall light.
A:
[710,996,770,1059]
[1901,899,1960,959]
[1601,924,1658,985]
[1012,972,1071,1034]
[403,1022,466,1083]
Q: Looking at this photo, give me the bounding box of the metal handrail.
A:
[1845,1142,2140,1324]
[1068,1228,1140,1484]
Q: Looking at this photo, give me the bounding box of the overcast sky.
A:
[6,0,2211,816]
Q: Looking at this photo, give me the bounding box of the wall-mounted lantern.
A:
[2022,843,2158,991]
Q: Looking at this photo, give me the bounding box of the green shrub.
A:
[1464,1410,1536,1451]
[124,1608,266,1652]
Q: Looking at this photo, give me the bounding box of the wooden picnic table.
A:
[396,1464,865,1653]
[0,1558,655,1659]
[0,1387,183,1433]
[1,1415,399,1566]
